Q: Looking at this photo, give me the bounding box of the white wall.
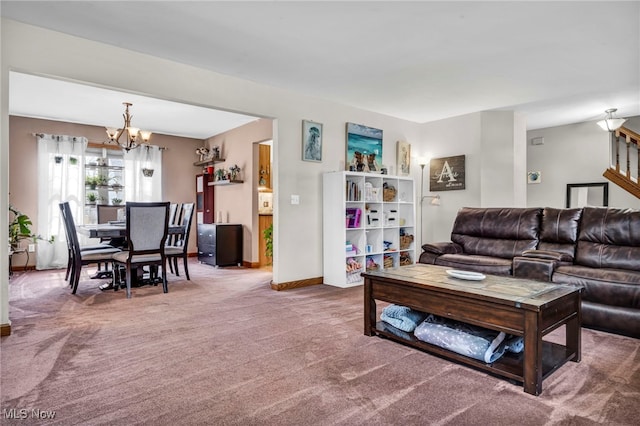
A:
[527,117,640,209]
[480,111,527,207]
[0,19,423,326]
[417,113,482,243]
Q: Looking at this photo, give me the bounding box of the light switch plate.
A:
[291,194,300,205]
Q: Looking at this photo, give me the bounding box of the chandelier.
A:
[596,108,626,132]
[105,102,152,151]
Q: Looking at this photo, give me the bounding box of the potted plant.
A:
[86,192,98,204]
[229,165,241,181]
[112,197,122,205]
[85,176,98,189]
[263,223,273,265]
[9,204,54,250]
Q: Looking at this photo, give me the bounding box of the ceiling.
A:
[9,73,260,140]
[3,1,640,136]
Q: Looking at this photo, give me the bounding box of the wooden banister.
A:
[604,126,640,199]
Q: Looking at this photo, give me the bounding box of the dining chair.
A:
[166,203,181,249]
[112,202,170,298]
[165,202,194,280]
[92,204,126,279]
[97,204,127,247]
[59,202,113,282]
[59,202,121,294]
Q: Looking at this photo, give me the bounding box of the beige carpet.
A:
[1,261,639,425]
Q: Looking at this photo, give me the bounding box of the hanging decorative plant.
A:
[142,145,154,177]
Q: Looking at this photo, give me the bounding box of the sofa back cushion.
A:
[538,207,583,260]
[451,207,542,259]
[575,207,640,271]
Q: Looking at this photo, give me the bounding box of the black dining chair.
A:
[92,204,126,278]
[59,202,121,294]
[165,203,194,280]
[59,202,114,282]
[112,202,170,298]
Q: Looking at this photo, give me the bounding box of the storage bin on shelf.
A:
[399,234,414,250]
[366,256,379,271]
[383,183,397,202]
[399,251,413,266]
[346,257,363,283]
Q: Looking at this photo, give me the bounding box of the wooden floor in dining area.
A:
[2,260,640,425]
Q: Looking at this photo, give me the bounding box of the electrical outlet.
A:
[28,244,36,252]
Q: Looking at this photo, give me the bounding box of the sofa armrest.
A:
[513,256,557,282]
[521,249,573,263]
[421,242,463,255]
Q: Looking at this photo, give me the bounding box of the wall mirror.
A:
[566,182,609,208]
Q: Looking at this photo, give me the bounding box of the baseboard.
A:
[271,276,323,291]
[1,323,11,337]
[243,261,260,268]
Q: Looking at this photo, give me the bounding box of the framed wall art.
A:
[302,120,323,162]
[429,155,466,191]
[345,122,383,172]
[396,141,411,176]
[566,182,609,208]
[527,171,542,184]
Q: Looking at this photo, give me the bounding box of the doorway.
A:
[256,140,273,268]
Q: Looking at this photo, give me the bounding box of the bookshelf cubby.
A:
[323,171,416,287]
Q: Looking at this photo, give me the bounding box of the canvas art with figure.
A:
[302,120,323,162]
[346,123,383,172]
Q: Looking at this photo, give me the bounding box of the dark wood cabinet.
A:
[197,224,243,267]
[196,174,214,224]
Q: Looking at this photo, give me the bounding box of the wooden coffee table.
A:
[363,264,582,396]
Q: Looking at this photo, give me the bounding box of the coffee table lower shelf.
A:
[374,321,576,384]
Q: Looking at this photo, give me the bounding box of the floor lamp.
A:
[419,163,440,246]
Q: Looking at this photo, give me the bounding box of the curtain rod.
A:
[33,134,167,150]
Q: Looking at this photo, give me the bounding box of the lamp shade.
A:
[597,108,626,132]
[597,118,626,132]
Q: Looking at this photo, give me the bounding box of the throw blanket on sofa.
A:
[414,315,508,363]
[380,304,426,332]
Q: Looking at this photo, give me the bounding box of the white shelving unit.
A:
[323,171,416,288]
[84,147,125,224]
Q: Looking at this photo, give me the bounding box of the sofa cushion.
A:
[575,207,640,272]
[580,301,640,338]
[450,207,542,259]
[538,207,582,260]
[435,254,513,276]
[553,264,640,309]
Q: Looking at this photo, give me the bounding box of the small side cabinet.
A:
[197,223,243,267]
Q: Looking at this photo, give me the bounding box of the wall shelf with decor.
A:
[193,158,225,167]
[323,171,416,288]
[209,180,244,186]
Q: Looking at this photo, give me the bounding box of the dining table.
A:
[76,222,186,239]
[76,222,186,290]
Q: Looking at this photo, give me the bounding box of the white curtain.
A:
[124,145,162,201]
[36,134,88,270]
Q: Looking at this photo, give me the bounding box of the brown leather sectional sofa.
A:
[419,206,640,338]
